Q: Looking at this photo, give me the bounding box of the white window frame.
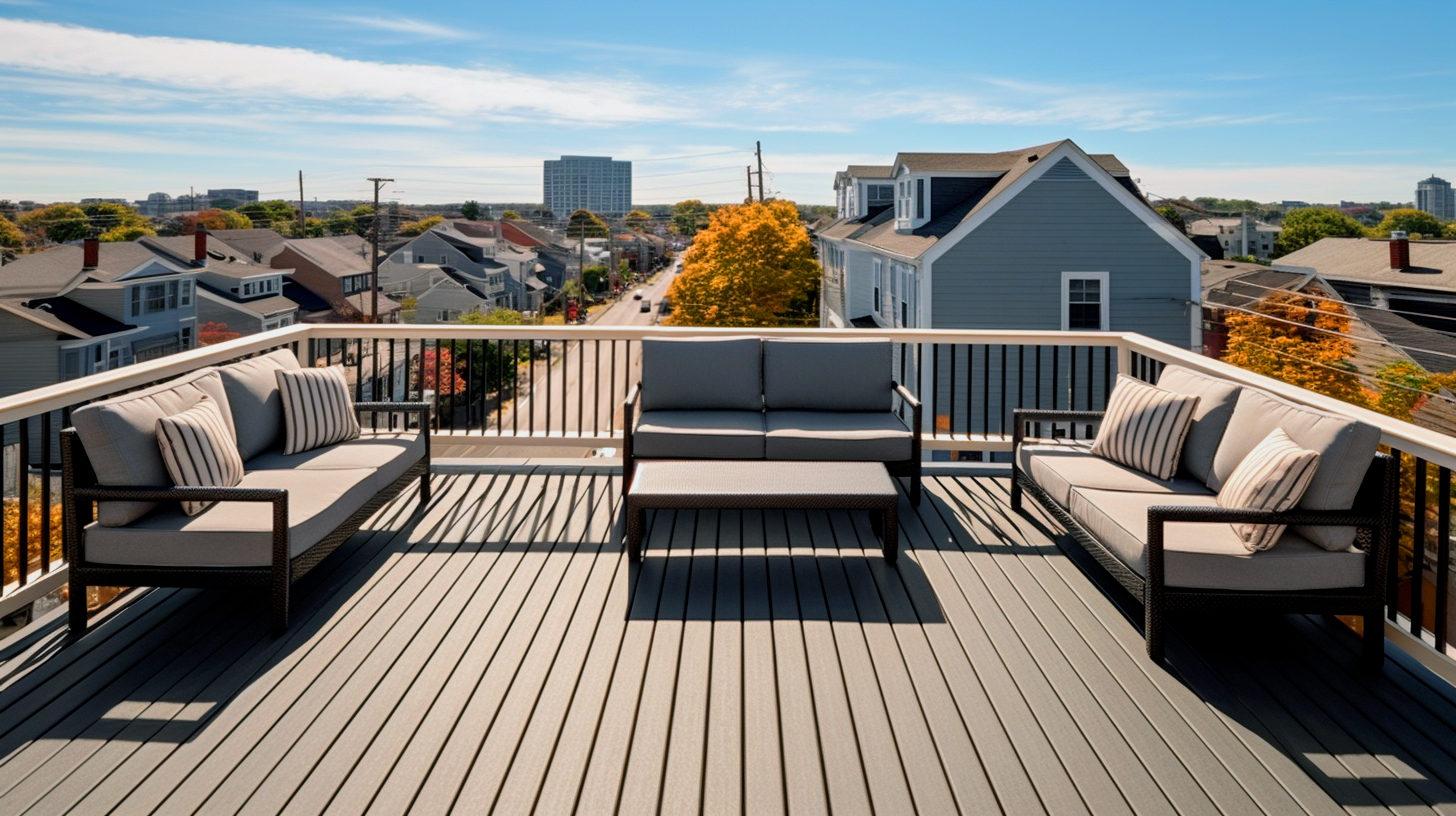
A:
[1061,271,1110,331]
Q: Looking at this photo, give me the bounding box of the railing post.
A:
[1115,336,1132,382]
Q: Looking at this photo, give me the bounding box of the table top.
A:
[629,460,896,499]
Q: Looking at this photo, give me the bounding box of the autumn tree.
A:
[500,210,522,220]
[1154,205,1187,234]
[420,346,467,396]
[667,199,820,327]
[81,202,149,231]
[1273,207,1365,256]
[625,209,653,231]
[672,199,711,236]
[197,321,242,345]
[1221,291,1365,404]
[18,204,89,245]
[1373,208,1447,238]
[194,209,253,231]
[454,309,531,408]
[0,213,23,250]
[397,215,444,236]
[99,224,158,242]
[460,200,482,220]
[565,209,609,239]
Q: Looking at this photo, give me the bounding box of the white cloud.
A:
[1136,163,1441,203]
[323,14,472,40]
[0,19,679,125]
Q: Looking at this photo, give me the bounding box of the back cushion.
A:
[763,339,892,412]
[1155,365,1241,485]
[217,348,301,460]
[71,368,235,527]
[1210,387,1381,551]
[641,337,763,412]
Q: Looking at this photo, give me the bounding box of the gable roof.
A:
[891,144,1130,176]
[208,229,289,264]
[1278,238,1456,291]
[846,165,893,179]
[285,237,371,278]
[0,296,135,339]
[0,241,188,297]
[1200,260,1312,310]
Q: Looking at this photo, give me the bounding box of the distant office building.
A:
[543,155,632,217]
[207,188,260,204]
[1416,176,1455,220]
[1281,200,1311,209]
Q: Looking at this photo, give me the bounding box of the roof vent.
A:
[1027,154,1038,162]
[207,249,225,260]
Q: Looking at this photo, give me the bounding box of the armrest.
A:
[891,381,920,409]
[354,401,431,436]
[74,485,288,503]
[1012,409,1105,448]
[624,382,641,413]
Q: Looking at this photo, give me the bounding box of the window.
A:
[180,324,193,350]
[180,279,192,307]
[866,184,893,207]
[243,282,256,297]
[416,254,426,263]
[1062,272,1109,331]
[167,280,178,309]
[916,178,925,219]
[141,282,167,314]
[130,287,140,317]
[440,255,448,265]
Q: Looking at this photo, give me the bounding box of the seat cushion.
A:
[84,466,384,568]
[1018,440,1212,509]
[246,431,425,495]
[633,410,765,459]
[1068,487,1366,591]
[764,411,912,461]
[217,348,301,460]
[1210,387,1381,551]
[1089,375,1200,480]
[71,367,235,527]
[641,338,762,412]
[763,339,892,412]
[1155,365,1241,485]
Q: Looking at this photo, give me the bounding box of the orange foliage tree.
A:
[1221,291,1366,405]
[2,487,63,587]
[198,321,242,345]
[420,346,467,396]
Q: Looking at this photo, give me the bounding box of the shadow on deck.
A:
[1,463,1455,815]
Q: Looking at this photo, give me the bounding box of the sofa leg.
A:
[271,582,289,636]
[1362,611,1385,671]
[1145,600,1164,665]
[68,578,88,639]
[1010,479,1022,512]
[910,474,921,507]
[419,470,431,506]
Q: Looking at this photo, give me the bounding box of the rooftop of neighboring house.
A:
[845,165,893,179]
[1200,259,1312,309]
[449,220,496,239]
[1277,237,1456,290]
[0,294,135,339]
[283,236,372,278]
[0,241,188,298]
[821,140,1153,260]
[1188,217,1282,236]
[208,228,290,264]
[196,289,298,318]
[498,219,557,248]
[143,235,278,280]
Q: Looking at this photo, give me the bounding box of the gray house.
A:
[378,226,509,311]
[815,140,1205,439]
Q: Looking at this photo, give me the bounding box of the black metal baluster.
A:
[1103,346,1112,407]
[578,338,585,437]
[999,344,1007,436]
[1035,346,1042,409]
[496,338,505,436]
[1052,346,1061,411]
[1414,457,1428,638]
[354,339,364,404]
[17,419,28,586]
[513,340,521,438]
[40,411,51,573]
[1085,346,1094,411]
[434,339,444,433]
[465,339,476,432]
[529,340,536,437]
[949,345,957,437]
[1069,344,1077,412]
[1438,467,1452,648]
[371,338,380,430]
[981,344,989,438]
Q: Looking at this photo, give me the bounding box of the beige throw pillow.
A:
[276,366,361,455]
[1216,428,1321,552]
[1090,375,1200,480]
[156,397,245,516]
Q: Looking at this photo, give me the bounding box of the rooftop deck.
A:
[4,463,1456,815]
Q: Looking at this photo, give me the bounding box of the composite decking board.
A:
[340,472,588,815]
[896,481,1124,816]
[402,474,616,814]
[657,509,721,816]
[700,509,745,816]
[991,482,1329,816]
[9,469,1456,815]
[737,509,788,816]
[566,507,681,816]
[934,476,1261,816]
[763,509,832,816]
[148,473,525,816]
[107,473,502,816]
[830,509,1016,816]
[448,479,625,814]
[807,508,947,815]
[239,472,607,816]
[817,508,964,816]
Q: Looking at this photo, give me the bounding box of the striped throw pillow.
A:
[156,396,244,516]
[276,366,361,455]
[1089,375,1200,480]
[1217,428,1321,552]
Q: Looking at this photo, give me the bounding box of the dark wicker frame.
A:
[622,380,922,506]
[1009,408,1397,668]
[62,402,432,639]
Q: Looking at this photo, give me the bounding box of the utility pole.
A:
[297,171,306,238]
[367,177,393,323]
[747,165,754,202]
[756,141,765,202]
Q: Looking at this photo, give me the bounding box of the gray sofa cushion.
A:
[217,348,301,461]
[1018,440,1212,508]
[641,338,762,412]
[1155,365,1241,484]
[633,410,765,459]
[1068,487,1366,591]
[1210,387,1381,551]
[246,431,425,489]
[71,368,235,527]
[765,411,912,461]
[84,466,381,568]
[763,339,892,412]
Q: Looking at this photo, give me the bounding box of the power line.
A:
[1215,276,1456,335]
[1216,300,1456,362]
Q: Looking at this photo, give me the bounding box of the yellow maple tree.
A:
[666,200,820,327]
[1221,291,1366,405]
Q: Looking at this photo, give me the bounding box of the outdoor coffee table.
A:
[625,460,900,564]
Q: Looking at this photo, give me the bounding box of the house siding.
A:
[930,169,1192,348]
[0,315,63,400]
[196,295,265,334]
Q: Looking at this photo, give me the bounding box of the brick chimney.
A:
[82,237,99,271]
[194,226,208,265]
[1390,230,1411,271]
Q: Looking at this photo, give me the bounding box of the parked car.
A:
[632,289,644,300]
[640,299,651,313]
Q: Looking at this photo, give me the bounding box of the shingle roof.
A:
[207,229,289,264]
[198,287,298,318]
[1278,238,1456,291]
[0,241,182,297]
[1200,260,1311,309]
[288,237,371,277]
[888,144,1129,176]
[846,165,893,179]
[1351,305,1456,375]
[0,295,135,338]
[1188,217,1282,236]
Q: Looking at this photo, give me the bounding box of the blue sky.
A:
[1,0,1452,207]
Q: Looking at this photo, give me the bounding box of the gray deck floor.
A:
[3,464,1456,815]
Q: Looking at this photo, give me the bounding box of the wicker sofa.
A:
[1011,364,1396,667]
[63,348,430,637]
[623,337,922,504]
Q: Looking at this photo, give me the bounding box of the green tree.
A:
[625,209,653,231]
[98,224,157,242]
[349,204,378,237]
[1154,205,1186,234]
[236,200,297,231]
[1227,254,1270,266]
[209,198,239,211]
[1372,208,1447,239]
[565,209,609,239]
[667,200,820,327]
[500,210,522,220]
[18,204,89,244]
[453,309,531,414]
[0,214,23,250]
[397,215,444,237]
[296,217,326,238]
[460,200,482,221]
[1273,207,1365,256]
[323,211,357,236]
[80,202,148,231]
[672,199,711,237]
[582,265,609,292]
